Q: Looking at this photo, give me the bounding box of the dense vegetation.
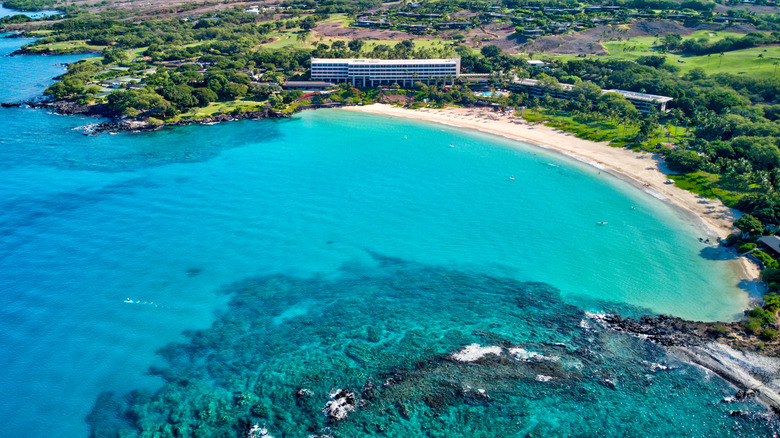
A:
[3,0,58,11]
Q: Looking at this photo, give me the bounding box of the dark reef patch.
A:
[87,255,777,437]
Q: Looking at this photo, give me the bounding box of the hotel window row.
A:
[311,58,461,86]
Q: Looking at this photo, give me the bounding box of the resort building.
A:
[604,89,674,113]
[509,78,673,113]
[759,236,780,255]
[310,57,461,87]
[282,81,335,91]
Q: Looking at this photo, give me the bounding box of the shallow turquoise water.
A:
[0,38,773,437]
[0,4,59,19]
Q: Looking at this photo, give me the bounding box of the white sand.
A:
[341,104,761,291]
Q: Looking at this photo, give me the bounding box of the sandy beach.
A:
[342,104,762,295]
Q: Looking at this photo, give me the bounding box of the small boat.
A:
[596,222,608,225]
[124,298,133,303]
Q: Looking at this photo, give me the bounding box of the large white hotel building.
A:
[310,57,461,87]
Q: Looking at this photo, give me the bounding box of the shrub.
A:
[752,250,779,269]
[761,328,777,341]
[745,319,762,335]
[748,306,775,326]
[738,242,757,253]
[724,233,741,246]
[765,294,780,313]
[762,268,780,283]
[709,324,731,336]
[665,150,701,173]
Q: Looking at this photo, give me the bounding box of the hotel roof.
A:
[604,89,674,103]
[311,58,458,65]
[514,79,672,103]
[760,236,780,254]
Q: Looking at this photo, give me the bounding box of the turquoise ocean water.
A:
[0,4,60,19]
[0,35,776,436]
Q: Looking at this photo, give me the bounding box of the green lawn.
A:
[28,40,102,53]
[671,171,745,207]
[520,109,689,151]
[191,99,267,116]
[582,31,780,79]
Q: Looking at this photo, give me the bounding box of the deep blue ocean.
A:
[0,35,776,437]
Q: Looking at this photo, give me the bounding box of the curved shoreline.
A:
[341,104,762,300]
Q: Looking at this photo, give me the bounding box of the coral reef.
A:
[86,255,777,437]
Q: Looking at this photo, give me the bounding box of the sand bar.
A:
[341,104,762,297]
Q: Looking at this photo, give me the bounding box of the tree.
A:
[44,78,85,98]
[705,87,749,113]
[300,16,317,30]
[661,33,683,51]
[597,92,638,119]
[572,81,601,101]
[102,47,129,65]
[161,84,198,110]
[268,93,284,108]
[666,149,702,173]
[347,39,364,52]
[747,143,780,171]
[222,83,248,99]
[331,40,347,51]
[481,45,501,58]
[192,87,218,106]
[636,55,666,69]
[734,214,763,236]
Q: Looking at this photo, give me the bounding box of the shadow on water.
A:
[0,109,287,172]
[0,177,154,244]
[86,254,777,438]
[698,246,765,301]
[699,246,733,261]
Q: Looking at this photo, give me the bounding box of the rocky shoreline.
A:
[591,312,780,413]
[84,108,293,134]
[1,99,353,134]
[9,47,102,56]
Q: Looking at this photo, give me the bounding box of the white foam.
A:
[322,390,357,421]
[451,344,502,362]
[509,347,558,362]
[247,425,273,438]
[536,375,554,382]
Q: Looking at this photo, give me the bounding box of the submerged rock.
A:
[450,344,502,362]
[322,389,359,422]
[736,389,758,401]
[601,379,617,390]
[295,388,314,399]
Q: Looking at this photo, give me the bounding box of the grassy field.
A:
[189,99,266,116]
[671,171,745,207]
[582,30,780,79]
[520,108,689,152]
[27,40,102,52]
